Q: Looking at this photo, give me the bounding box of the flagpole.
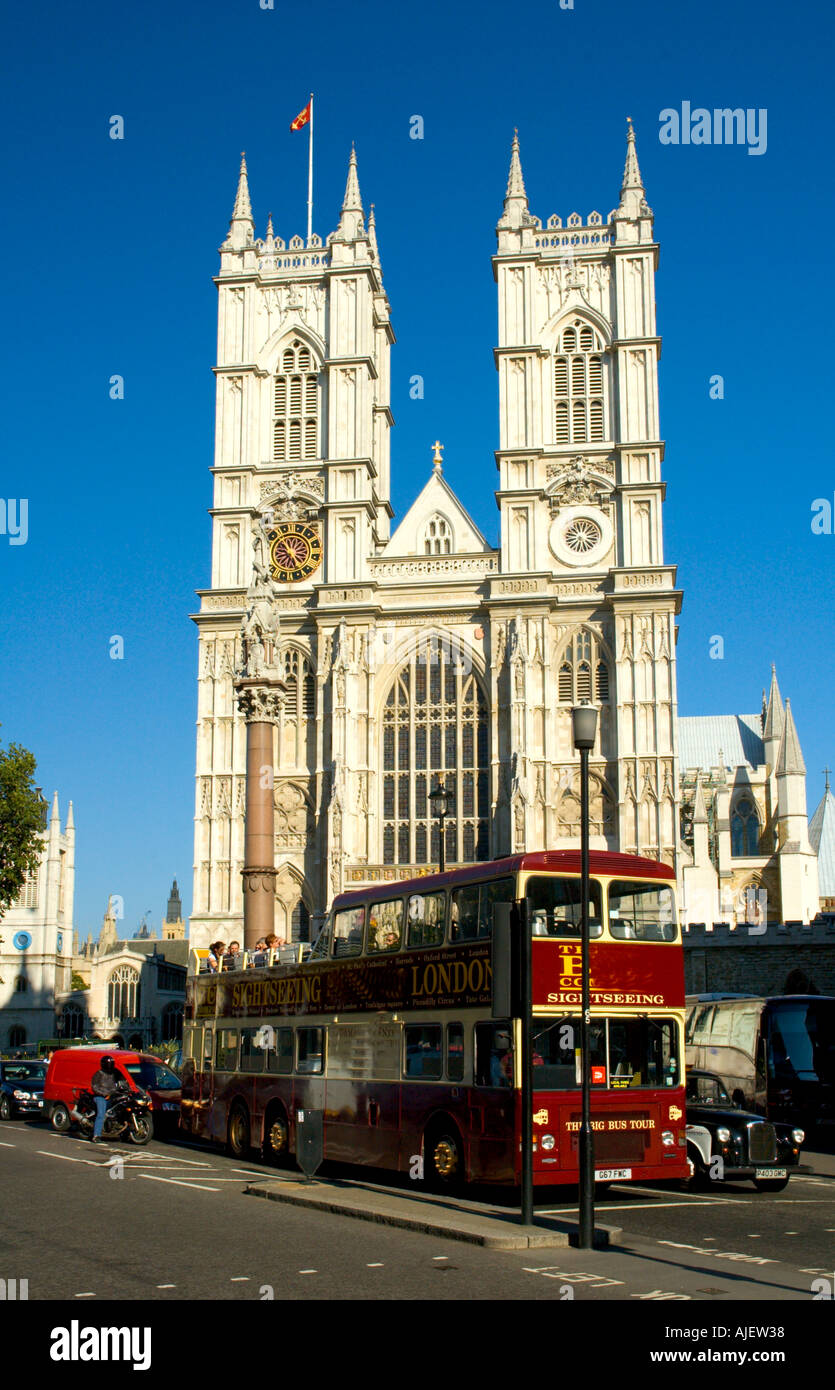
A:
[307,93,314,244]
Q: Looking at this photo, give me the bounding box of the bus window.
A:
[478,879,516,939]
[609,1018,679,1088]
[475,1021,513,1087]
[368,898,404,954]
[333,907,364,958]
[216,1030,238,1071]
[297,1027,324,1075]
[406,892,446,948]
[266,1027,294,1075]
[532,1016,584,1090]
[405,1025,442,1079]
[447,1022,464,1082]
[450,884,479,941]
[608,881,677,942]
[240,1028,265,1073]
[525,876,603,938]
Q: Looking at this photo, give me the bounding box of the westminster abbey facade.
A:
[189,125,819,949]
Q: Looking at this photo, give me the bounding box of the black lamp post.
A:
[429,782,453,873]
[571,700,598,1250]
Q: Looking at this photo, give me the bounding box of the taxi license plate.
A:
[163,1103,178,1111]
[755,1167,786,1179]
[596,1168,632,1181]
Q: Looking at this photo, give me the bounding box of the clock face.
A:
[268,521,323,584]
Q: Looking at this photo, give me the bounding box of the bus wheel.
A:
[753,1177,790,1193]
[227,1103,251,1160]
[681,1150,705,1191]
[424,1122,464,1191]
[262,1107,291,1167]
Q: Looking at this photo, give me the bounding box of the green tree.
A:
[0,727,46,919]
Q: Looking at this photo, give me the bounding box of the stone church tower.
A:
[190,125,681,951]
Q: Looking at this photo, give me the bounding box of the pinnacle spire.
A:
[776,698,806,777]
[50,790,60,823]
[66,800,74,831]
[368,203,380,265]
[335,144,365,239]
[692,778,708,825]
[224,152,254,250]
[763,664,785,742]
[616,117,651,220]
[232,152,253,222]
[498,128,531,230]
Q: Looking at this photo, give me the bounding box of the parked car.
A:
[44,1048,181,1135]
[0,1060,47,1120]
[684,1068,804,1192]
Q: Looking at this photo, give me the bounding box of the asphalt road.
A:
[2,1118,834,1304]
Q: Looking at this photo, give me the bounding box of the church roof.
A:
[677,715,764,771]
[810,783,835,897]
[383,451,494,557]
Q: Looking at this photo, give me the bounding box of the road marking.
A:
[37,1150,103,1167]
[0,1142,16,1147]
[433,1256,449,1261]
[74,1292,96,1298]
[801,1267,829,1274]
[157,1284,176,1289]
[630,1290,692,1300]
[298,1269,317,1274]
[367,1263,385,1268]
[537,1201,728,1215]
[658,1240,777,1265]
[138,1174,220,1192]
[747,1234,761,1238]
[231,1168,271,1176]
[230,1277,250,1282]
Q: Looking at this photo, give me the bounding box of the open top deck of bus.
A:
[332,850,675,912]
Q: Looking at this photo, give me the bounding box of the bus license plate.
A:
[596,1168,631,1181]
[755,1167,786,1179]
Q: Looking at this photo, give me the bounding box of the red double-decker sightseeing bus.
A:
[180,850,689,1187]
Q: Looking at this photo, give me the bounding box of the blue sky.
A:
[1,0,832,937]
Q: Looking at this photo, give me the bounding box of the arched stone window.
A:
[61,1004,85,1039]
[108,966,140,1022]
[282,648,316,719]
[423,514,453,555]
[557,629,611,707]
[553,319,608,445]
[731,796,760,856]
[274,339,320,461]
[382,638,489,866]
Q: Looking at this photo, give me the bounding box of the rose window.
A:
[563,517,602,554]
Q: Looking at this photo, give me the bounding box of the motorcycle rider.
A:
[89,1055,123,1143]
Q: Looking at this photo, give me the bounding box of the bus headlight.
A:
[716,1127,731,1143]
[541,1134,556,1151]
[661,1130,675,1147]
[792,1129,805,1145]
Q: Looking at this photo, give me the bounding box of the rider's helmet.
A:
[99,1055,116,1073]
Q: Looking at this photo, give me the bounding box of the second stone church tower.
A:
[190,124,681,950]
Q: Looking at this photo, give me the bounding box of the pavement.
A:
[244,1172,621,1249]
[245,1146,835,1251]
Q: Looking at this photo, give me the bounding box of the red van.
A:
[44,1048,181,1134]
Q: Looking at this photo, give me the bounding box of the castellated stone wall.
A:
[684,921,835,996]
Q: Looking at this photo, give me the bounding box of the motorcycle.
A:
[72,1080,154,1146]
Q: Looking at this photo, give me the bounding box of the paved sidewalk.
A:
[244,1172,621,1249]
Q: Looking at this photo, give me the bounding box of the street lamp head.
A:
[571,702,598,751]
[429,782,452,817]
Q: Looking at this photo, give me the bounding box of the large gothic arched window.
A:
[557,629,611,706]
[274,339,319,461]
[423,514,453,555]
[382,640,489,866]
[731,797,760,856]
[108,966,140,1022]
[553,320,608,445]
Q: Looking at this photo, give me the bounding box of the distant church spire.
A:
[763,664,785,742]
[616,118,651,220]
[777,698,806,777]
[498,129,531,230]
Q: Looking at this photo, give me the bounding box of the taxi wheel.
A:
[227,1103,251,1160]
[0,1095,12,1121]
[680,1150,706,1191]
[753,1177,790,1193]
[424,1122,464,1191]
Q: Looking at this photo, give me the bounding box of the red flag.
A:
[290,100,312,132]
